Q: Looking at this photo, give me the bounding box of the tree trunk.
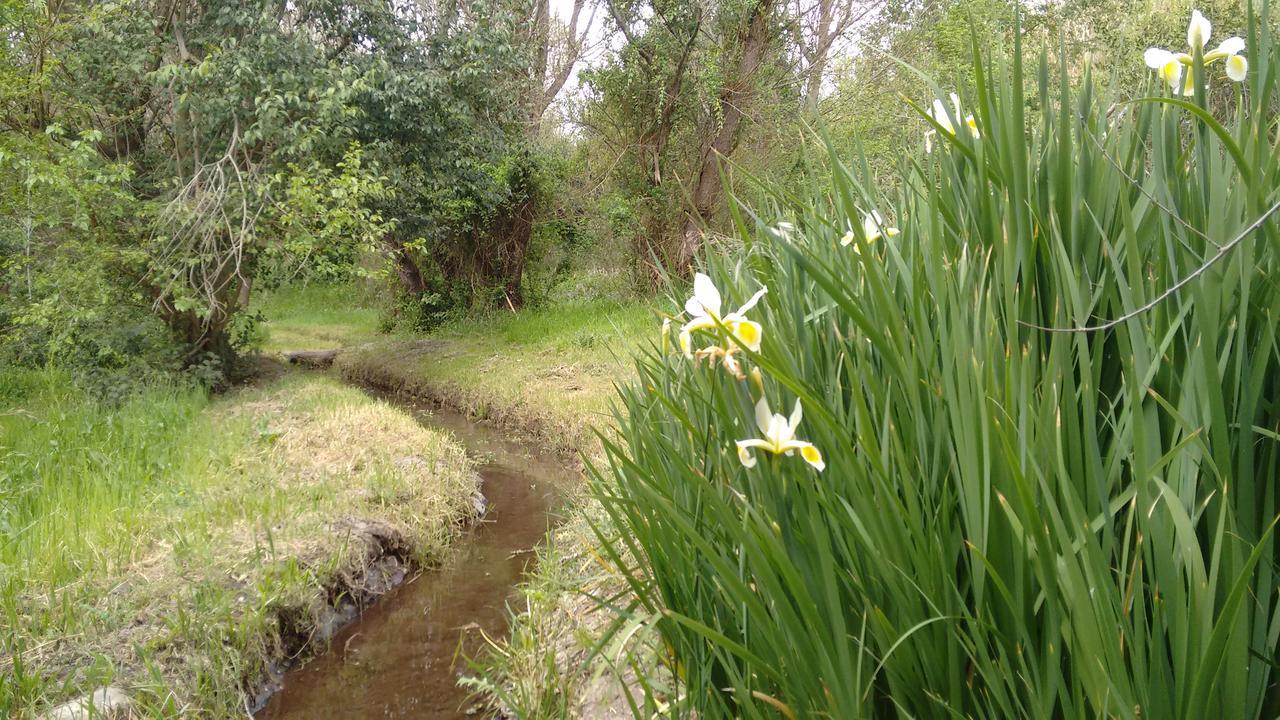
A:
[386,235,427,297]
[674,0,774,275]
[490,191,535,309]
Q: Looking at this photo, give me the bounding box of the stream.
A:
[256,387,571,719]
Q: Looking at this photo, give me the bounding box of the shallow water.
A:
[256,389,570,719]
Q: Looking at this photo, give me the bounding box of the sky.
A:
[547,0,612,103]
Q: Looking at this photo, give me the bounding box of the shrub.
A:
[593,9,1280,719]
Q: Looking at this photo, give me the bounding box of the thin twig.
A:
[1085,125,1219,250]
[1021,198,1280,333]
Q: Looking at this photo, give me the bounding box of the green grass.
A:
[256,282,388,353]
[0,367,479,717]
[432,299,654,353]
[339,299,654,453]
[590,11,1280,720]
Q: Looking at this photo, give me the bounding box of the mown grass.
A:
[0,367,478,717]
[256,282,388,353]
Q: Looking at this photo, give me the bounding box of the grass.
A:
[590,11,1280,719]
[0,367,479,717]
[464,497,666,719]
[337,299,654,453]
[255,282,388,353]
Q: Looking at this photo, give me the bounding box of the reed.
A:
[591,8,1280,718]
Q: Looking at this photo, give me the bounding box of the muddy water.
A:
[257,390,570,719]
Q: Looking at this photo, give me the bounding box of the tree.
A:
[793,0,881,109]
[674,0,780,274]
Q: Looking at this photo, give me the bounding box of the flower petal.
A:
[735,286,768,315]
[1226,53,1248,82]
[1178,66,1196,95]
[782,440,825,471]
[692,273,721,318]
[789,399,803,432]
[1160,59,1184,89]
[862,211,881,238]
[678,329,693,359]
[1188,10,1211,49]
[1144,47,1174,69]
[768,413,791,444]
[798,443,825,471]
[929,98,954,134]
[737,444,757,468]
[840,229,856,246]
[682,315,717,335]
[1216,36,1245,56]
[754,397,772,435]
[728,318,763,352]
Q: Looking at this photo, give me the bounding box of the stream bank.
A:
[256,387,570,718]
[336,340,659,719]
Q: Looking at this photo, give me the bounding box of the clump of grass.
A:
[0,371,479,716]
[465,491,665,719]
[593,9,1280,719]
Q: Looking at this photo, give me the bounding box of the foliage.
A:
[0,120,183,396]
[592,8,1280,719]
[256,144,393,286]
[1,0,537,373]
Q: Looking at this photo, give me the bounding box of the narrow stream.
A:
[256,388,571,719]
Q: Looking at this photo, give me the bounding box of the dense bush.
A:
[595,9,1280,719]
